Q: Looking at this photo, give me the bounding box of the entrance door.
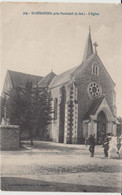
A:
[97,111,107,144]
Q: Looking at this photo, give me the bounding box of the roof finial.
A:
[82,26,93,62]
[51,69,53,72]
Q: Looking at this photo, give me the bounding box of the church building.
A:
[2,28,117,144]
[46,29,117,144]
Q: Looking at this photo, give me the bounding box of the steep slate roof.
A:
[49,29,95,89]
[49,53,95,88]
[82,28,93,62]
[49,65,80,88]
[8,70,43,88]
[6,29,114,92]
[38,71,56,87]
[49,49,115,89]
[96,54,115,86]
[84,97,104,120]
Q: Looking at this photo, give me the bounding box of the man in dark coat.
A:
[89,134,95,157]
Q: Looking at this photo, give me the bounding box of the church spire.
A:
[82,26,93,62]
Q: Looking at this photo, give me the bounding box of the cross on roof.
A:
[93,42,98,53]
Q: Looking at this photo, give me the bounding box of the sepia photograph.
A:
[0,2,122,192]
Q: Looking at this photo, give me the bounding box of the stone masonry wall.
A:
[75,55,115,143]
[49,55,116,144]
[48,86,60,142]
[0,125,20,150]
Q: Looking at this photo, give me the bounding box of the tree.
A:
[7,87,27,125]
[1,90,10,123]
[36,87,53,138]
[29,85,53,139]
[6,85,32,143]
[1,96,6,122]
[6,81,53,145]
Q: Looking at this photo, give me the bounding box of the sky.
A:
[1,3,122,117]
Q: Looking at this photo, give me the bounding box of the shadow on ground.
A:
[1,141,80,153]
[1,177,121,192]
[21,141,80,152]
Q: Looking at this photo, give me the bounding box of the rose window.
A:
[88,82,102,98]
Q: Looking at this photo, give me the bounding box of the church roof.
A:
[38,71,56,87]
[49,65,80,88]
[4,29,115,92]
[84,97,104,120]
[49,29,96,89]
[96,54,115,86]
[82,28,93,62]
[49,53,95,88]
[8,70,43,88]
[49,48,115,88]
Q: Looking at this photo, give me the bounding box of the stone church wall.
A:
[49,55,116,144]
[48,86,61,142]
[75,55,115,143]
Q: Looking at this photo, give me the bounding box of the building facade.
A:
[47,29,117,144]
[2,29,117,144]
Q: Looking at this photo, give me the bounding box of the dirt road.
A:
[1,141,122,192]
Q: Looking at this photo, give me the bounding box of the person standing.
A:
[88,134,95,157]
[85,137,89,146]
[103,135,109,157]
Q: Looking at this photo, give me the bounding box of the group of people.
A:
[85,134,122,158]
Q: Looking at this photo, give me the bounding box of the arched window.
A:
[92,63,99,75]
[54,98,58,120]
[93,66,95,74]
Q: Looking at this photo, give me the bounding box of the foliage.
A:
[6,81,53,145]
[0,96,6,120]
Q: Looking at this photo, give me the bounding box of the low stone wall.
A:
[0,125,20,150]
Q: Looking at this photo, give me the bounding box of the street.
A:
[1,141,122,192]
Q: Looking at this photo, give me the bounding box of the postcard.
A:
[0,2,122,193]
